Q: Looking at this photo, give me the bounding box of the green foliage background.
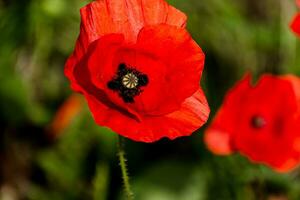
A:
[0,0,300,199]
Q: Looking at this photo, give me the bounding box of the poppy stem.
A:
[117,135,134,200]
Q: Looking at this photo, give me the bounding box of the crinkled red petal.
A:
[65,0,187,91]
[82,24,204,116]
[204,74,251,155]
[85,88,209,142]
[73,34,144,122]
[135,24,205,115]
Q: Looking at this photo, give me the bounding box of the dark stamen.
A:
[107,80,120,90]
[138,74,149,86]
[118,63,127,75]
[107,63,149,103]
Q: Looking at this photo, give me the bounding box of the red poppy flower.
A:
[291,13,300,36]
[291,0,300,36]
[65,0,210,142]
[296,0,300,8]
[204,74,300,172]
[49,94,84,138]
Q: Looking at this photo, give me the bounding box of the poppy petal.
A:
[166,5,187,27]
[65,0,188,91]
[291,13,300,37]
[233,75,299,169]
[73,35,144,122]
[84,88,209,142]
[79,0,187,43]
[204,129,233,155]
[49,94,84,137]
[142,0,187,27]
[135,24,205,115]
[82,34,169,116]
[86,34,126,91]
[282,75,300,105]
[275,158,300,172]
[162,88,210,140]
[204,74,251,154]
[64,26,91,91]
[85,24,204,116]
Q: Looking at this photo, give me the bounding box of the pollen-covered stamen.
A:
[122,73,139,89]
[251,116,266,129]
[107,63,149,103]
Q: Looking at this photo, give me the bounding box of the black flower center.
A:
[107,63,149,103]
[251,115,266,129]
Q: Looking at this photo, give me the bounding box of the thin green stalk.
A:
[117,135,134,200]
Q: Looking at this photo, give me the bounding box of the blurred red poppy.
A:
[65,0,210,142]
[49,94,84,138]
[291,0,300,36]
[291,14,300,36]
[204,74,300,172]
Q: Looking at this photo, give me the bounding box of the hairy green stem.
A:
[117,135,134,200]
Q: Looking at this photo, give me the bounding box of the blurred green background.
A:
[0,0,300,199]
